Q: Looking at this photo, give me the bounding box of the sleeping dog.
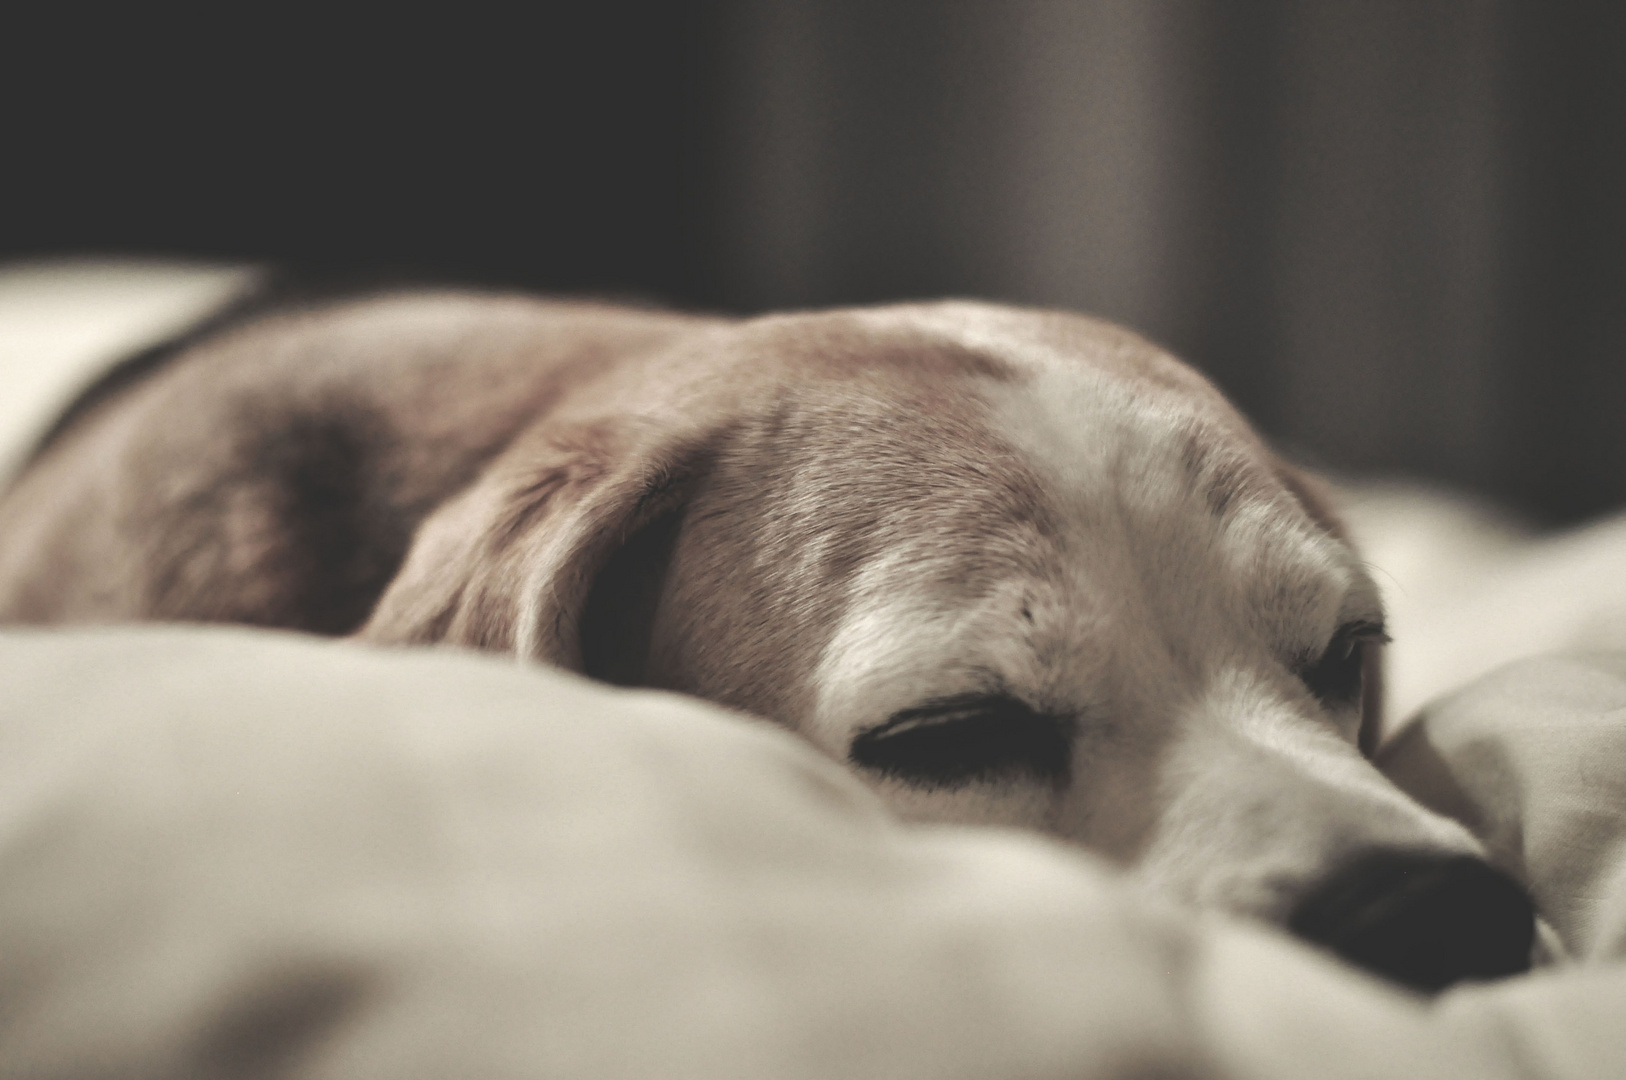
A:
[0,285,1535,990]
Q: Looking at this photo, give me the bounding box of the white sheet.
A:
[0,626,1622,1079]
[1341,482,1626,728]
[0,257,260,477]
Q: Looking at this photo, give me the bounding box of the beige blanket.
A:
[2,626,1623,1079]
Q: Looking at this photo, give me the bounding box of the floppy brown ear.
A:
[1275,462,1387,759]
[359,418,707,674]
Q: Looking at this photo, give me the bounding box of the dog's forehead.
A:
[800,303,1373,735]
[739,300,1368,633]
[985,338,1367,634]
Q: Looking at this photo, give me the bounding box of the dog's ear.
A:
[360,418,708,678]
[1275,462,1387,759]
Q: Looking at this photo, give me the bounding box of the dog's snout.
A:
[1287,850,1535,993]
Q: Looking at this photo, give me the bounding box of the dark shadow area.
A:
[0,6,720,301]
[5,2,1626,522]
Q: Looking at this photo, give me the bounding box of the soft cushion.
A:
[1381,651,1626,963]
[3,626,1626,1079]
[0,627,1204,1079]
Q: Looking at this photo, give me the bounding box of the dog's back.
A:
[0,289,718,631]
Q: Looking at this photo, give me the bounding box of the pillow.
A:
[1380,651,1626,963]
[8,625,1626,1079]
[0,625,1205,1079]
[0,258,259,477]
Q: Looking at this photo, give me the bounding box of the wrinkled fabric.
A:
[1382,652,1626,963]
[2,627,1625,1079]
[0,258,260,477]
[0,627,1206,1080]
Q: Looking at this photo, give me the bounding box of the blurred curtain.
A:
[707,1,1626,523]
[5,2,1622,522]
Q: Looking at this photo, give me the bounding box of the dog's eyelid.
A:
[850,693,1075,789]
[1290,620,1385,670]
[1294,618,1385,711]
[866,691,1057,737]
[1329,619,1390,657]
[1338,618,1389,643]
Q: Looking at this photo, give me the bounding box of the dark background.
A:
[5,2,1624,523]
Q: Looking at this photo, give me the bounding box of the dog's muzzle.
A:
[1287,849,1535,993]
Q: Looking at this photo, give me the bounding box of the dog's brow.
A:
[877,690,1033,730]
[864,690,1078,739]
[1339,619,1389,643]
[1177,431,1276,520]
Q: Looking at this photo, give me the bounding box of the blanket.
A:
[2,626,1623,1079]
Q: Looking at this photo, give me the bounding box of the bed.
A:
[3,259,1624,1079]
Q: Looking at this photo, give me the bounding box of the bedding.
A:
[2,626,1624,1079]
[3,259,1626,1078]
[0,259,261,479]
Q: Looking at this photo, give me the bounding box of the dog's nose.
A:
[1287,850,1535,992]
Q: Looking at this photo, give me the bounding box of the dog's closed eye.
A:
[849,694,1074,789]
[1298,620,1387,710]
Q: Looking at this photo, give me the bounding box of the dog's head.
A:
[365,300,1534,990]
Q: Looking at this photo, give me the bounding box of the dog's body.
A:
[0,288,1534,987]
